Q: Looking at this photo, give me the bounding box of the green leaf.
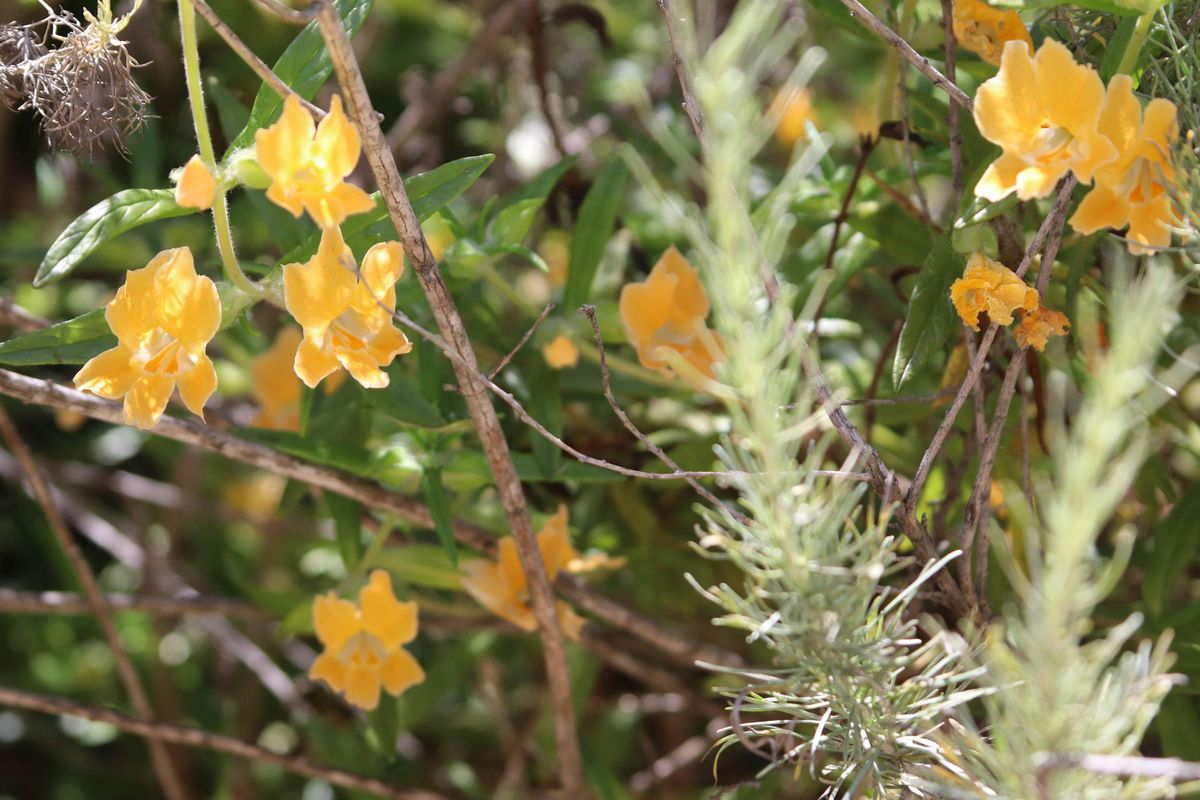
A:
[34,190,196,287]
[0,309,114,366]
[278,154,495,264]
[493,157,576,216]
[565,160,627,309]
[372,544,464,590]
[235,428,377,476]
[421,467,458,565]
[488,198,544,247]
[1017,0,1142,14]
[893,235,962,390]
[1155,692,1200,761]
[512,452,623,483]
[362,364,448,428]
[326,492,364,568]
[1142,486,1200,620]
[1099,14,1140,82]
[226,0,373,153]
[529,367,563,479]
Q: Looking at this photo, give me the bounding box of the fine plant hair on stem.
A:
[638,3,981,793]
[941,256,1192,798]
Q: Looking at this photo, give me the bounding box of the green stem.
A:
[1116,10,1155,79]
[177,0,260,298]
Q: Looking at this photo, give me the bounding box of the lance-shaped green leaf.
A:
[421,467,458,565]
[225,0,374,153]
[565,159,627,309]
[34,190,196,287]
[893,235,963,390]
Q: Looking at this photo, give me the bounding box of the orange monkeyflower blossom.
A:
[542,334,579,369]
[973,40,1116,202]
[75,248,220,430]
[952,0,1032,67]
[249,327,345,431]
[256,94,375,229]
[283,225,413,389]
[950,252,1039,330]
[771,87,816,147]
[460,506,584,640]
[1014,305,1070,351]
[1069,75,1182,255]
[309,570,425,711]
[619,246,721,379]
[174,155,217,210]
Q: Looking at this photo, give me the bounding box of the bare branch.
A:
[939,0,963,213]
[0,406,189,800]
[249,0,318,24]
[489,301,554,380]
[1037,752,1200,782]
[0,589,268,619]
[655,0,707,154]
[0,686,441,800]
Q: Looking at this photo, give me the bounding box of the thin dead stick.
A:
[0,297,47,331]
[191,0,324,119]
[0,368,744,670]
[837,0,973,111]
[939,0,964,214]
[0,589,268,619]
[489,301,554,379]
[1037,752,1200,781]
[0,687,440,800]
[0,408,188,800]
[893,44,932,226]
[839,386,957,406]
[386,0,523,153]
[322,5,579,787]
[249,0,317,24]
[580,304,742,517]
[863,166,941,231]
[655,0,707,155]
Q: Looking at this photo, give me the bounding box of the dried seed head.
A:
[2,7,151,159]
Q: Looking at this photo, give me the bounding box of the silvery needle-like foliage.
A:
[941,260,1187,799]
[623,2,984,795]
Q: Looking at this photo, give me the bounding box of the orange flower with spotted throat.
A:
[950,252,1039,330]
[460,506,584,640]
[1069,75,1182,255]
[74,248,220,430]
[283,225,413,389]
[973,40,1117,202]
[256,94,375,229]
[952,0,1032,67]
[309,570,425,711]
[619,246,721,380]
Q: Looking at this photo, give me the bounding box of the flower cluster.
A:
[950,252,1069,352]
[619,246,722,383]
[974,40,1183,253]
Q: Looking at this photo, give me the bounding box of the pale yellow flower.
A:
[618,246,722,379]
[542,334,579,369]
[460,506,584,640]
[952,0,1032,67]
[309,570,425,711]
[283,225,413,389]
[255,94,375,229]
[74,248,220,430]
[950,252,1039,330]
[174,155,216,210]
[1068,75,1182,255]
[974,40,1117,201]
[1014,305,1070,352]
[771,87,816,147]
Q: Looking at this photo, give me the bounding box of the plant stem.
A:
[177,0,260,298]
[1117,10,1154,79]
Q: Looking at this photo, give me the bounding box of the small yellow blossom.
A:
[223,472,286,522]
[174,155,217,210]
[542,334,579,369]
[256,94,375,229]
[974,40,1117,202]
[1069,75,1182,255]
[950,252,1039,330]
[75,248,220,430]
[251,327,346,431]
[1014,305,1070,351]
[952,0,1032,68]
[460,506,584,640]
[54,409,87,432]
[771,87,816,147]
[619,246,721,379]
[309,570,425,711]
[283,225,413,390]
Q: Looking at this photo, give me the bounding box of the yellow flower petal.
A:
[973,40,1040,153]
[1127,194,1176,254]
[542,334,579,369]
[313,592,360,651]
[177,354,217,420]
[106,258,165,349]
[380,648,426,695]
[352,241,404,319]
[294,332,342,389]
[154,251,221,351]
[74,345,138,400]
[359,571,419,650]
[309,650,347,691]
[251,327,304,431]
[175,155,216,210]
[344,663,382,711]
[311,96,362,190]
[124,373,175,429]
[284,226,356,333]
[256,94,315,188]
[336,349,390,389]
[1069,183,1130,234]
[536,506,578,580]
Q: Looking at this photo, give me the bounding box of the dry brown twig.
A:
[655,0,707,156]
[0,686,439,800]
[0,589,269,619]
[0,406,189,800]
[489,301,554,379]
[939,0,964,214]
